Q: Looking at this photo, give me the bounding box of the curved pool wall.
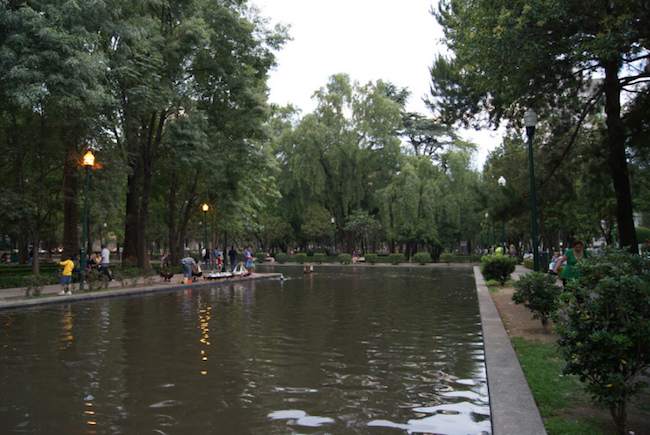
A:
[1,266,492,434]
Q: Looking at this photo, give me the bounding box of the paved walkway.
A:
[0,273,282,310]
[1,264,546,434]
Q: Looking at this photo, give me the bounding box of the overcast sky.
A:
[254,0,503,167]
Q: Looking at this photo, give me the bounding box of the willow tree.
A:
[431,0,649,253]
[276,74,404,251]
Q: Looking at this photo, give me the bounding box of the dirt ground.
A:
[490,285,650,435]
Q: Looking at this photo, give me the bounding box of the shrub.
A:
[337,253,352,264]
[440,253,454,264]
[275,252,288,264]
[295,253,307,264]
[481,254,517,286]
[412,252,432,265]
[635,226,650,244]
[23,274,50,297]
[552,250,650,435]
[388,253,405,265]
[365,253,378,264]
[255,252,267,262]
[313,253,327,264]
[512,272,562,329]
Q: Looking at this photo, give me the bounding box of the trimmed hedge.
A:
[313,253,327,263]
[412,252,432,264]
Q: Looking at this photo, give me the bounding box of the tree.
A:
[553,250,650,435]
[431,0,650,253]
[275,75,404,251]
[104,0,287,271]
[0,0,110,269]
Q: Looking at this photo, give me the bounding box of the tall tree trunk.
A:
[122,161,141,267]
[603,61,638,253]
[62,150,79,261]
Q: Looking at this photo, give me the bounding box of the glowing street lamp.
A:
[80,150,95,292]
[202,203,209,264]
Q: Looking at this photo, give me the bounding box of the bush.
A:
[255,252,267,262]
[388,253,405,265]
[440,253,454,264]
[513,272,562,329]
[295,253,307,264]
[313,253,327,264]
[365,253,378,264]
[23,274,50,297]
[552,250,650,435]
[481,254,517,285]
[635,226,650,244]
[412,252,432,265]
[274,252,288,264]
[337,253,352,264]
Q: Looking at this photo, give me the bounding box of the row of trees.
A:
[2,0,648,274]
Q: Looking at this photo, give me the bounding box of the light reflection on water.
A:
[0,266,490,434]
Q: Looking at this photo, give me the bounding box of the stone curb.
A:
[474,265,547,434]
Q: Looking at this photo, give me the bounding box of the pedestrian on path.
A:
[58,255,75,295]
[100,245,114,281]
[553,240,589,286]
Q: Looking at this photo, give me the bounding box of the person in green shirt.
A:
[553,240,590,286]
[59,255,75,295]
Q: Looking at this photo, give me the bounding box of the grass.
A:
[510,337,610,435]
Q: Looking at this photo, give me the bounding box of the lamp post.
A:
[331,217,335,264]
[485,212,490,252]
[79,150,95,292]
[498,176,507,253]
[202,203,209,264]
[524,108,540,272]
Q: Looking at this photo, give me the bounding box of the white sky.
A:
[254,0,503,168]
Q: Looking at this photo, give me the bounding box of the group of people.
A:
[180,245,256,281]
[58,245,113,295]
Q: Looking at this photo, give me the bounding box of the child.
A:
[59,255,75,295]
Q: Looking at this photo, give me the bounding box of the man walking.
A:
[100,245,114,281]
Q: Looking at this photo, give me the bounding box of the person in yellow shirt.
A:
[59,255,75,295]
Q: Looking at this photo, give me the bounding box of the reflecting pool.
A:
[0,266,490,434]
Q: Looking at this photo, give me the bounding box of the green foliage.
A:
[440,253,454,264]
[313,253,327,264]
[552,250,650,434]
[412,252,432,265]
[274,253,288,264]
[337,253,352,264]
[635,226,650,243]
[481,254,516,286]
[388,253,405,265]
[365,253,378,264]
[513,272,562,329]
[255,252,267,263]
[295,253,307,264]
[23,275,50,297]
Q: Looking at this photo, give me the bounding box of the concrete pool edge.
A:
[473,265,547,435]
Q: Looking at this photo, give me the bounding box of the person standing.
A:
[58,255,75,295]
[243,246,252,269]
[553,240,590,286]
[181,255,197,282]
[100,245,114,281]
[228,245,238,272]
[211,247,219,270]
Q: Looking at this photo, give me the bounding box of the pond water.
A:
[0,266,490,434]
